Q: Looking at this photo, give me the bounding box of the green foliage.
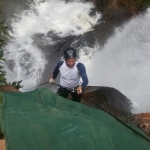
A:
[0,48,6,85]
[0,5,23,88]
[10,80,23,90]
[0,10,7,86]
[0,72,6,86]
[135,0,150,9]
[0,21,8,36]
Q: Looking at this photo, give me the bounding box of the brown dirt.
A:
[0,140,6,150]
[133,113,150,137]
[0,84,20,92]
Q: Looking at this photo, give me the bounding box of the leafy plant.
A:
[0,5,21,87]
[0,45,6,86]
[0,7,7,86]
[10,80,23,90]
[0,21,8,36]
[0,48,6,86]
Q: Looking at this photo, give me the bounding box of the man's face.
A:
[66,58,76,68]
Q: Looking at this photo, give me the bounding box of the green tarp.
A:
[0,88,150,150]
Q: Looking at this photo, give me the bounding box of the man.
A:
[49,48,88,102]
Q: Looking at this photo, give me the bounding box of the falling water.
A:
[4,0,101,89]
[3,0,150,113]
[86,8,150,113]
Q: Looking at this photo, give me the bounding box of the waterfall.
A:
[3,0,150,113]
[86,8,150,113]
[4,0,101,90]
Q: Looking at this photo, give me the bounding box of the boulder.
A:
[82,86,132,119]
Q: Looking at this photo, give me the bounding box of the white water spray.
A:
[86,8,150,113]
[9,0,100,38]
[4,0,101,89]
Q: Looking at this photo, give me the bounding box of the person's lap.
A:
[57,87,82,102]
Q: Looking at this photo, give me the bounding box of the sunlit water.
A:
[86,8,150,113]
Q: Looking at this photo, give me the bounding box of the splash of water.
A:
[4,0,101,90]
[9,0,100,38]
[86,8,150,113]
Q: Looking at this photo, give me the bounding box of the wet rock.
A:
[92,0,136,25]
[82,86,132,118]
[132,113,150,137]
[82,86,150,138]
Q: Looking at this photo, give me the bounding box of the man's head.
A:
[64,48,77,68]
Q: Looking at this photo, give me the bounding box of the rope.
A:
[22,82,60,91]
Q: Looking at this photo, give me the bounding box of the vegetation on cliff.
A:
[135,0,150,10]
[0,2,23,139]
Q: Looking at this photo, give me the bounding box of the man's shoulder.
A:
[77,62,86,70]
[77,62,85,67]
[57,61,64,66]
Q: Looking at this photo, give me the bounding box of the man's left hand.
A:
[76,86,82,94]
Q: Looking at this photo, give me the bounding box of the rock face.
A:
[82,86,150,138]
[82,86,132,119]
[132,113,150,137]
[67,0,150,24]
[93,0,150,24]
[93,0,136,24]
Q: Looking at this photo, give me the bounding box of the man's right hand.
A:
[76,86,82,94]
[49,78,55,84]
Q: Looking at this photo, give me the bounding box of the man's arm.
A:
[52,61,64,79]
[77,63,89,88]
